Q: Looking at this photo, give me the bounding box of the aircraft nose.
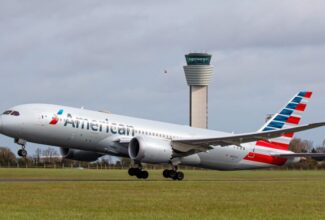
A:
[0,116,2,132]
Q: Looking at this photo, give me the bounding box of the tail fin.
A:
[257,91,313,150]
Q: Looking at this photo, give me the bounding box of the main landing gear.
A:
[128,162,149,179]
[163,166,184,181]
[15,138,27,158]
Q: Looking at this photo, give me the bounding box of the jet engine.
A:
[60,148,103,162]
[128,136,173,163]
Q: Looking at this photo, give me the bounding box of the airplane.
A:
[0,91,325,181]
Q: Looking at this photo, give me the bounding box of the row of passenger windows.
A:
[2,110,20,116]
[134,129,180,139]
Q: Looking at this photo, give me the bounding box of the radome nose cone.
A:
[0,116,2,132]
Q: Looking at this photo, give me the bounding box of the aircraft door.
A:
[37,113,47,127]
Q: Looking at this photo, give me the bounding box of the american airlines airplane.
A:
[0,91,324,180]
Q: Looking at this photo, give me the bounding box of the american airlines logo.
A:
[51,109,135,136]
[49,109,64,125]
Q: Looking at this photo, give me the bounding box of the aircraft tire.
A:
[163,169,169,178]
[21,149,27,157]
[135,170,143,179]
[141,171,149,179]
[169,170,177,179]
[128,168,136,176]
[176,171,184,181]
[17,149,27,157]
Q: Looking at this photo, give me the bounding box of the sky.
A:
[0,0,325,156]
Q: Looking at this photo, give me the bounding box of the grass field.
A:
[0,169,325,220]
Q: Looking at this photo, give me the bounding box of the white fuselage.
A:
[0,104,297,170]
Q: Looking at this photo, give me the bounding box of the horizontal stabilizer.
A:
[272,153,325,159]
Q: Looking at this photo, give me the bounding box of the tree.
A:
[289,139,313,153]
[120,158,131,168]
[317,139,325,153]
[42,147,59,164]
[0,147,16,166]
[34,148,42,165]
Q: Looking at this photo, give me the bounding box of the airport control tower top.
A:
[184,53,213,86]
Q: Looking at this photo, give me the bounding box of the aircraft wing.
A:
[172,122,325,153]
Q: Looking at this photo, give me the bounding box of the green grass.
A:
[0,169,325,220]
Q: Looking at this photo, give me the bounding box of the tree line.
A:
[0,138,324,169]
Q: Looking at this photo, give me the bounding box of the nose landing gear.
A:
[15,138,28,158]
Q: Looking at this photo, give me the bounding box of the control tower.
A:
[183,53,214,128]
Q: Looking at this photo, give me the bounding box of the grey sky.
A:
[1,0,325,154]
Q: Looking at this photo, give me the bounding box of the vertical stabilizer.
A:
[257,91,313,150]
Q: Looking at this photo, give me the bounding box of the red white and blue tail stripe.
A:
[256,91,312,151]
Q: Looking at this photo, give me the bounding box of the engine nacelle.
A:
[60,148,103,162]
[128,136,172,164]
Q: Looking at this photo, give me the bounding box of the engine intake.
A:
[128,136,172,164]
[60,148,103,162]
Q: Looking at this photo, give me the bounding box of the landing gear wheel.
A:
[135,170,149,179]
[163,169,169,178]
[162,167,185,181]
[135,170,142,179]
[169,170,177,179]
[17,149,27,157]
[128,168,137,176]
[17,149,23,157]
[135,170,143,179]
[21,149,27,157]
[129,161,149,180]
[176,171,184,181]
[141,171,149,179]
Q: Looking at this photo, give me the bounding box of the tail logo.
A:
[257,91,312,150]
[49,109,64,125]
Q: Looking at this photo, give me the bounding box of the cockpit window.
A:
[2,110,12,115]
[11,111,20,116]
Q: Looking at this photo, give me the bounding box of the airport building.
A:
[183,53,214,129]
